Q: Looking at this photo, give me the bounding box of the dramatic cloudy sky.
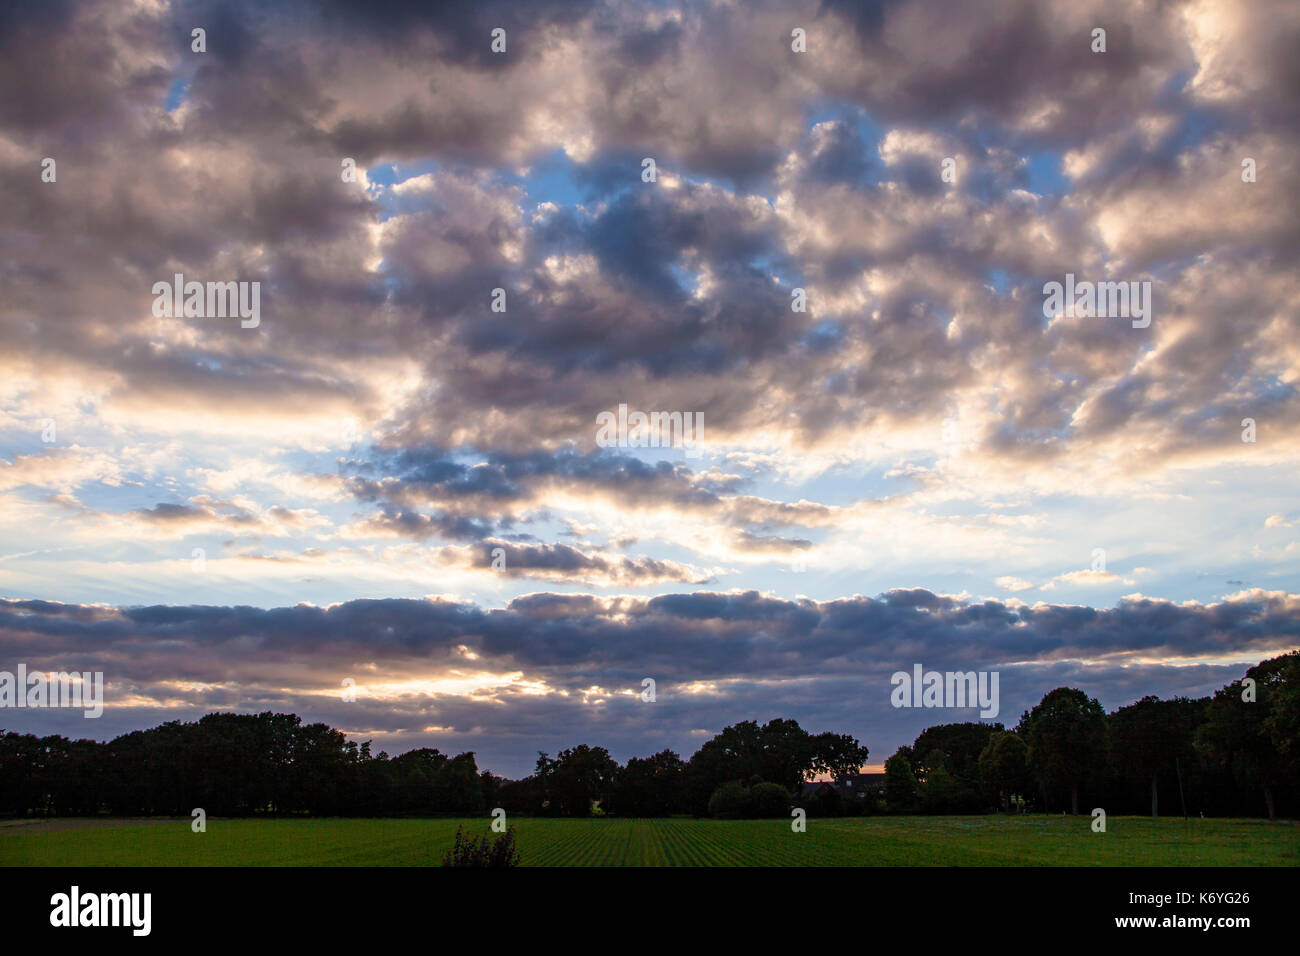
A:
[2,0,1298,777]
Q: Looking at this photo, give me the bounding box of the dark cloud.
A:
[1,589,1292,776]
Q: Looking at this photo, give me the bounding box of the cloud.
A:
[2,588,1295,775]
[996,576,1035,592]
[2,0,1299,772]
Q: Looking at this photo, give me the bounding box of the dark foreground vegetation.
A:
[441,825,519,868]
[2,651,1296,819]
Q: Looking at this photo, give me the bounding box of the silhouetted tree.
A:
[534,745,617,816]
[884,750,919,812]
[606,750,685,816]
[909,722,1000,811]
[1016,688,1108,814]
[1110,696,1201,817]
[978,730,1028,812]
[1198,652,1300,819]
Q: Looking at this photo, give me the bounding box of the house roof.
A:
[800,781,836,798]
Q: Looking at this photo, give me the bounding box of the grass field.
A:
[2,815,1297,866]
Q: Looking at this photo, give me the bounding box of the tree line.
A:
[1,651,1295,819]
[889,651,1299,819]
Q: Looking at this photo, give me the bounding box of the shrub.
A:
[707,780,754,819]
[750,781,792,818]
[441,825,520,867]
[708,780,791,818]
[805,785,844,818]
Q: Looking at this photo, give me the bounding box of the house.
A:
[800,781,837,801]
[799,774,887,802]
[835,773,886,800]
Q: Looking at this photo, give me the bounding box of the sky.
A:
[1,0,1298,779]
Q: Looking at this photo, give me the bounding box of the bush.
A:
[750,781,792,818]
[708,780,791,818]
[441,825,520,867]
[805,785,844,818]
[707,780,754,819]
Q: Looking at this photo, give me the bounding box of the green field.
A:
[2,815,1296,866]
